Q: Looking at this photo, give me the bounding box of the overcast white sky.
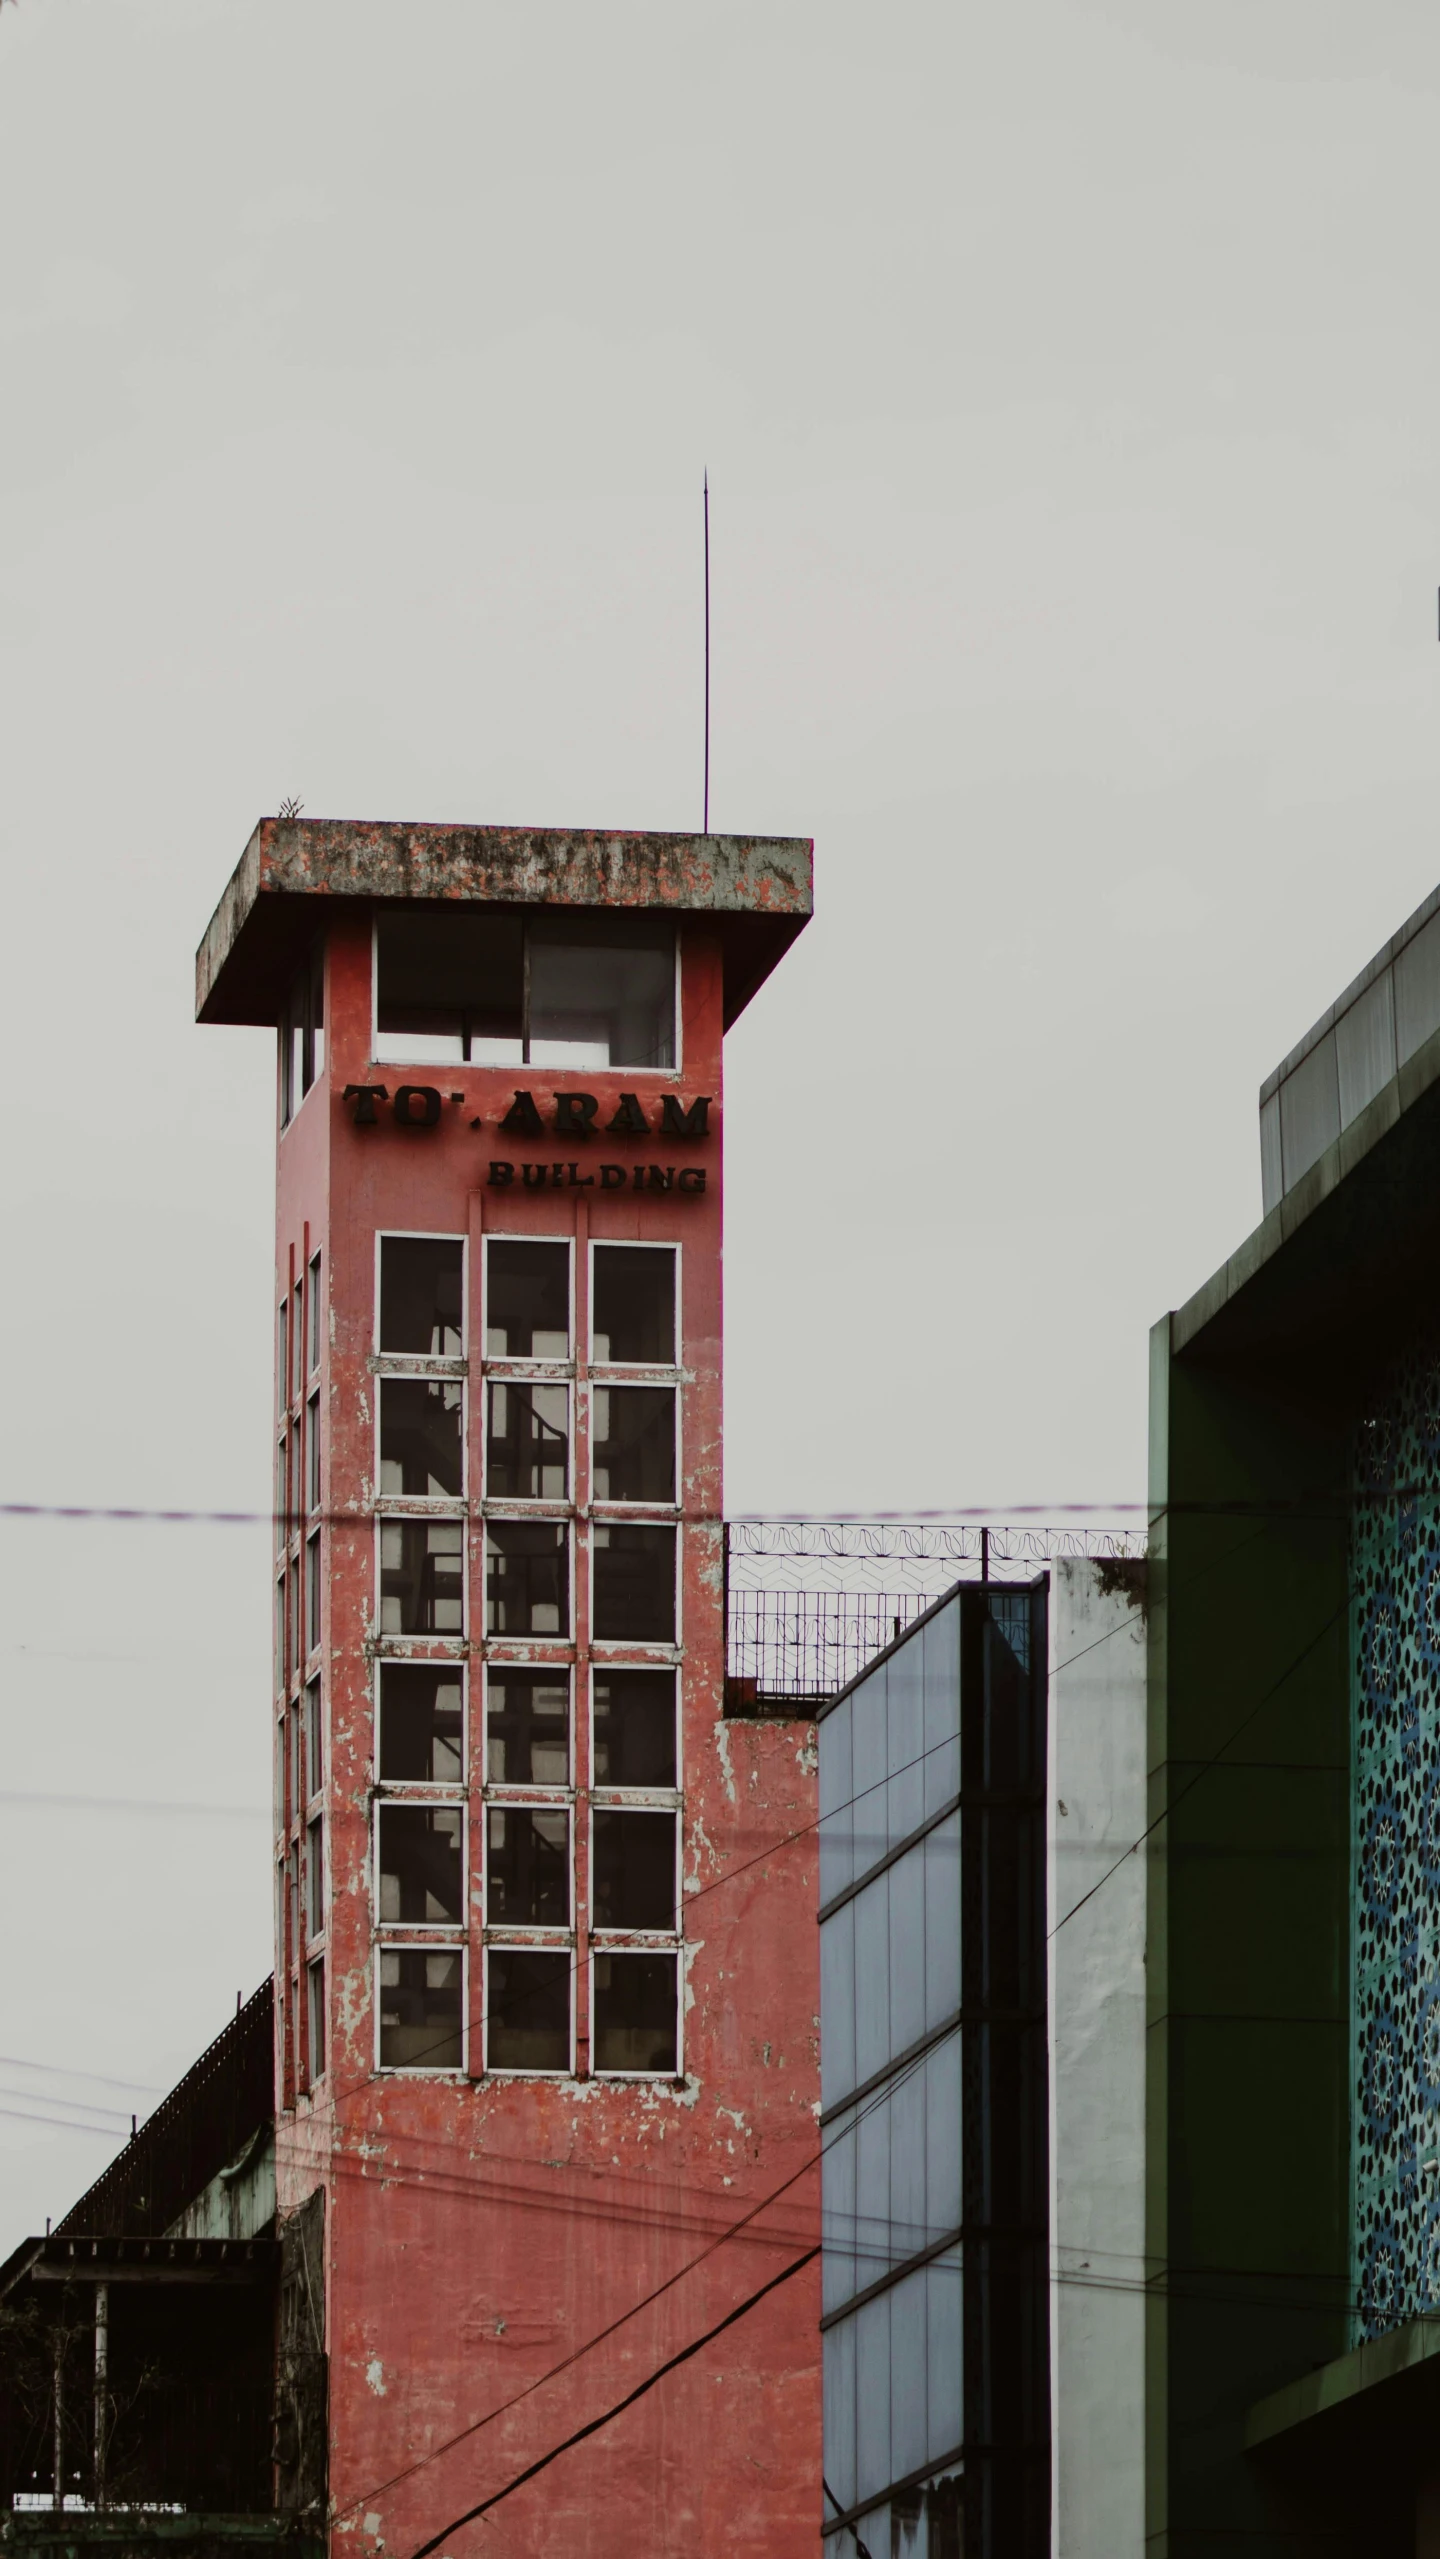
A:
[3,0,1440,2245]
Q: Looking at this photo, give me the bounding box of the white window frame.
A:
[373,1228,469,1365]
[482,1516,573,1644]
[376,1370,469,1508]
[588,1378,680,1514]
[375,1941,469,2076]
[587,1946,683,2082]
[484,1663,573,1792]
[482,1231,575,1370]
[375,1657,468,1792]
[373,1798,468,1937]
[480,1374,571,1507]
[481,1941,575,2080]
[588,1801,681,1937]
[588,1518,682,1653]
[588,1664,682,1798]
[375,1515,469,1643]
[482,1797,574,1936]
[587,1237,684,1374]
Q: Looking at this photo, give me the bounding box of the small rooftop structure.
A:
[195,819,813,1030]
[1260,876,1440,1212]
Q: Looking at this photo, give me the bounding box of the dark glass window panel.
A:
[487,1670,570,1784]
[305,1536,320,1656]
[379,1663,463,1785]
[379,1947,463,2070]
[307,1395,321,1511]
[379,1519,465,1634]
[305,1677,323,1799]
[306,1818,324,1938]
[591,1246,676,1365]
[376,910,524,1061]
[287,1703,301,1827]
[292,1284,304,1401]
[485,1241,569,1359]
[380,1237,464,1357]
[487,1806,569,1924]
[485,1381,568,1498]
[593,1670,676,1786]
[527,915,675,1071]
[307,1958,326,2081]
[592,1810,677,1930]
[593,1952,677,2074]
[380,1377,465,1497]
[378,1803,464,1925]
[591,1524,675,1642]
[487,1950,570,2073]
[277,1302,288,1411]
[591,1387,675,1503]
[288,1426,303,1528]
[486,1521,569,1636]
[308,1254,322,1371]
[286,1557,300,1682]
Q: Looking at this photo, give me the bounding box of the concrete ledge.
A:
[1170,1010,1440,1359]
[1246,2312,1440,2450]
[196,819,814,1028]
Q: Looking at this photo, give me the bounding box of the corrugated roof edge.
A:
[1259,874,1440,1107]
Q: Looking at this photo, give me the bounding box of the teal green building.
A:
[1150,882,1440,2553]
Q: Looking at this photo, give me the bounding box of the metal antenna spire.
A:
[703,469,710,836]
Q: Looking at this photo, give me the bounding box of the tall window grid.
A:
[367,1231,687,2081]
[373,1235,469,2073]
[275,1253,325,2102]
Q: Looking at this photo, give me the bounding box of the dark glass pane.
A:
[306,1818,324,1937]
[591,1246,676,1364]
[308,1254,322,1372]
[378,1803,464,1925]
[487,1670,569,1784]
[485,1381,568,1498]
[487,1950,570,2073]
[486,1521,568,1636]
[591,1524,675,1642]
[593,1670,676,1786]
[307,1958,326,2080]
[591,1387,675,1502]
[380,1377,465,1497]
[380,1237,464,1356]
[305,1677,323,1798]
[379,1519,465,1634]
[485,1241,569,1359]
[379,1947,463,2069]
[527,915,674,1071]
[379,1663,463,1784]
[592,1810,676,1930]
[593,1953,677,2074]
[376,910,524,1060]
[486,1807,569,1924]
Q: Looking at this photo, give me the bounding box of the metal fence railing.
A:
[725,1587,937,1711]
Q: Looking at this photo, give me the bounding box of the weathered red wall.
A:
[271,912,820,2557]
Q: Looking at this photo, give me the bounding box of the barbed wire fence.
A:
[724,1518,1147,1707]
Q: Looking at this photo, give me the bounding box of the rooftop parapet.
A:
[1260,875,1440,1213]
[196,819,813,1031]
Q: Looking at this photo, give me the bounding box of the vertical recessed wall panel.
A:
[1335,972,1397,1129]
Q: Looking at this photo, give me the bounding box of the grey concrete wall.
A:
[1049,1556,1148,2559]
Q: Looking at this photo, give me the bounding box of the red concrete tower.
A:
[196,824,818,2559]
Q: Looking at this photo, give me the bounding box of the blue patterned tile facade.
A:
[1353,1343,1440,2341]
